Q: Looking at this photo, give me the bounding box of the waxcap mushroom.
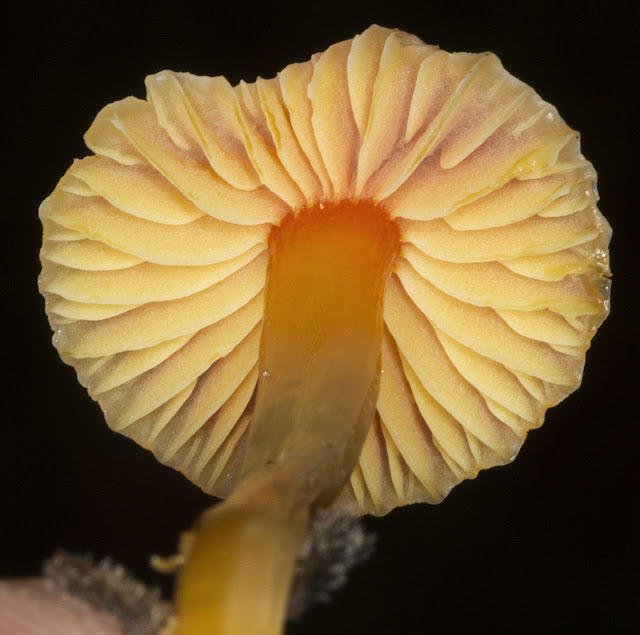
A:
[39,24,611,518]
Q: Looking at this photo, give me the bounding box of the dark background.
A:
[5,1,638,633]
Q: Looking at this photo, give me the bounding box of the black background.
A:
[5,1,638,633]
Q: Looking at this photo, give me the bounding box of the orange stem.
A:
[175,201,399,634]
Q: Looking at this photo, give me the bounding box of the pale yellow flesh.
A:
[40,25,611,515]
[175,202,399,633]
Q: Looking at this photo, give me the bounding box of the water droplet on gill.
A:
[262,369,271,378]
[508,445,522,464]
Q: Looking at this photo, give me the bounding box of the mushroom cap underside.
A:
[39,25,611,516]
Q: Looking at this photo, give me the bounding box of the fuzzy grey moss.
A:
[288,509,376,621]
[43,552,173,635]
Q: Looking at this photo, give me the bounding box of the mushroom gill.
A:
[39,24,611,634]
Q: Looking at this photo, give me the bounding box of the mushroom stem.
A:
[176,202,400,634]
[175,470,309,635]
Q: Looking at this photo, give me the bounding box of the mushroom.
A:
[39,25,611,634]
